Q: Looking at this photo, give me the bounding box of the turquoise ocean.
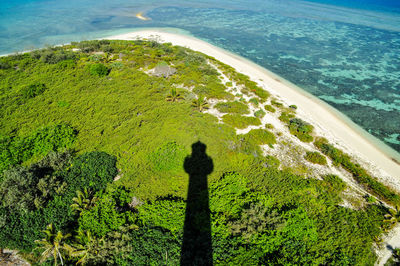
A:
[1,0,400,154]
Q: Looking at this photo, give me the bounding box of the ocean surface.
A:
[1,0,400,153]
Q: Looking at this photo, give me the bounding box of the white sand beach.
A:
[105,29,400,186]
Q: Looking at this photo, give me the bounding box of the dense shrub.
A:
[323,174,347,192]
[0,167,38,212]
[304,151,327,165]
[90,63,109,77]
[79,192,131,237]
[22,83,46,99]
[0,151,71,212]
[57,59,76,69]
[108,226,181,266]
[265,155,281,169]
[215,101,249,114]
[64,151,118,197]
[138,197,185,233]
[0,124,77,173]
[32,48,76,64]
[222,114,261,129]
[0,60,11,69]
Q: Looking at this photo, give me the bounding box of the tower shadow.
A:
[180,141,213,266]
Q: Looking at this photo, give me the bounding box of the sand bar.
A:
[106,29,400,183]
[135,12,151,21]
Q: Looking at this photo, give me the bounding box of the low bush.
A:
[254,109,266,118]
[271,100,283,107]
[265,123,274,129]
[222,114,261,129]
[249,98,259,106]
[242,129,276,146]
[215,101,249,114]
[264,105,276,113]
[148,142,187,172]
[278,112,294,123]
[252,86,270,102]
[304,151,327,165]
[289,118,314,143]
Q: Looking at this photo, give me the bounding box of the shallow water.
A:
[1,0,399,153]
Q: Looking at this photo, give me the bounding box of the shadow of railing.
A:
[180,141,213,265]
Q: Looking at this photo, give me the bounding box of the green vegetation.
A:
[166,88,184,102]
[315,137,400,205]
[89,63,109,77]
[278,111,295,123]
[191,96,209,112]
[0,40,396,265]
[289,118,314,142]
[254,109,266,118]
[323,174,347,192]
[0,124,76,173]
[249,97,259,106]
[222,114,261,129]
[215,101,249,114]
[22,83,47,99]
[304,151,327,165]
[265,123,274,129]
[209,59,269,102]
[242,129,276,146]
[271,99,283,107]
[264,104,276,113]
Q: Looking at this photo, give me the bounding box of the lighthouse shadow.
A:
[180,141,213,266]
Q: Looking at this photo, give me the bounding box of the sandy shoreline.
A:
[105,29,400,183]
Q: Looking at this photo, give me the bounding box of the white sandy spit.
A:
[105,29,400,186]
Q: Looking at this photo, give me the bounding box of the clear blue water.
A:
[1,0,400,153]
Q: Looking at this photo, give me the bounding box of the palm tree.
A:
[101,53,113,64]
[69,230,98,265]
[383,205,400,232]
[191,96,209,112]
[70,188,97,215]
[166,88,184,102]
[34,224,72,266]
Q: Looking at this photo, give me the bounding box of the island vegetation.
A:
[0,39,399,265]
